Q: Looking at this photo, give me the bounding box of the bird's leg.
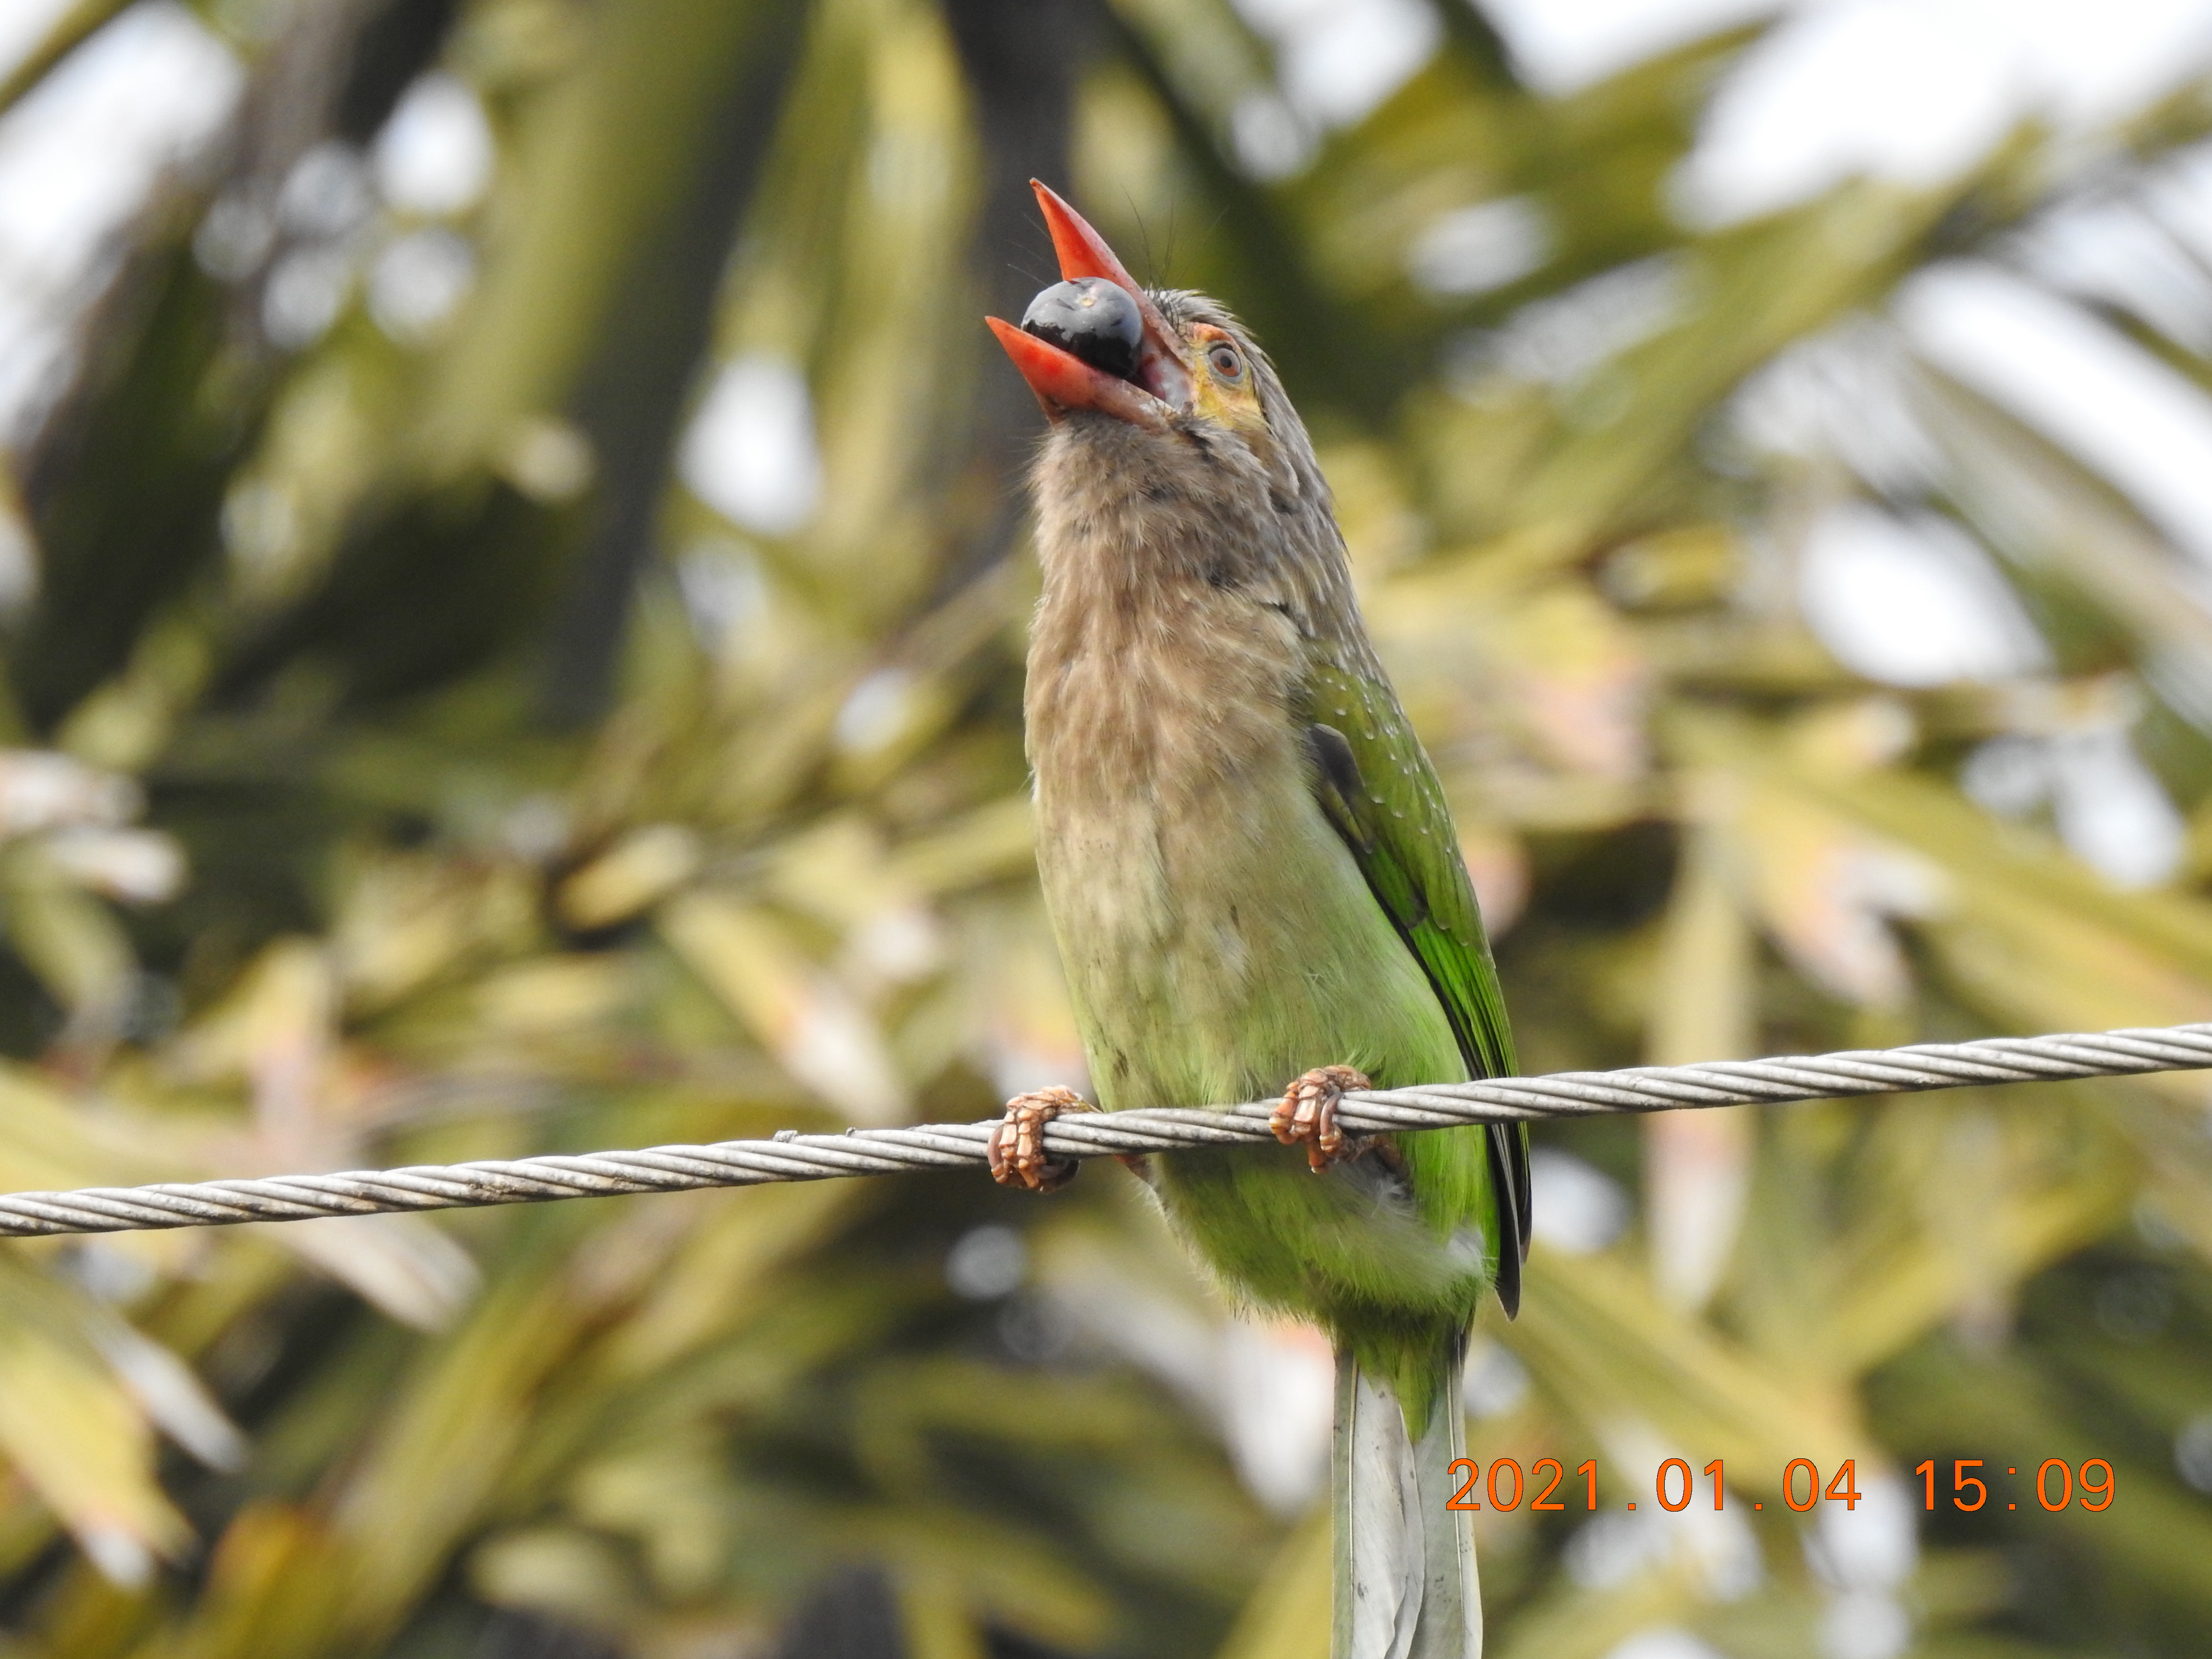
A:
[1272,1065,1373,1174]
[988,1086,1091,1192]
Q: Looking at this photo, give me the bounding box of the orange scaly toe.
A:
[1271,1065,1373,1174]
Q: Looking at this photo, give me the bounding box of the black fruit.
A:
[1020,278,1143,381]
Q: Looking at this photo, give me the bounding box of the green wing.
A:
[1303,660,1531,1315]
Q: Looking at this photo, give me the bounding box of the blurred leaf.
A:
[660,890,909,1124]
[1,2,2210,1654]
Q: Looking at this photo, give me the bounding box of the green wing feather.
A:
[1303,660,1531,1315]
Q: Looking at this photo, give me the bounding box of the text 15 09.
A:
[1913,1458,2113,1512]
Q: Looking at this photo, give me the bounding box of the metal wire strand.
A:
[4,1021,2209,1238]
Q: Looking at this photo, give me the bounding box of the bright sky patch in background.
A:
[8,0,2212,892]
[0,2,240,444]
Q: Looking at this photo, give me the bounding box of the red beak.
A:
[986,181,1192,426]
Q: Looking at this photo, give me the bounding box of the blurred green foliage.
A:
[0,1,2209,1656]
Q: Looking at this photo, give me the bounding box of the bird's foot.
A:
[1272,1065,1373,1173]
[988,1086,1090,1192]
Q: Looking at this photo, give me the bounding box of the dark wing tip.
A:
[1493,1231,1523,1319]
[1515,1124,1532,1262]
[1487,1122,1529,1318]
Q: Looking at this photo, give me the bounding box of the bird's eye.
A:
[1207,342,1243,381]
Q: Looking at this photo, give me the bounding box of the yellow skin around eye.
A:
[1187,322,1268,437]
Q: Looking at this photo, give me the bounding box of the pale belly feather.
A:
[1034,728,1465,1115]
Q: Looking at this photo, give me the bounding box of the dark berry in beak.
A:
[1020,278,1143,382]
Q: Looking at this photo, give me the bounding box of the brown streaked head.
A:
[990,182,1348,613]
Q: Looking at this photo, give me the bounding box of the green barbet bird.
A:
[986,183,1528,1659]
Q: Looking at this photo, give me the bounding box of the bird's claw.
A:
[1272,1065,1373,1173]
[988,1086,1089,1191]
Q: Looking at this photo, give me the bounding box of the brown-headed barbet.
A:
[985,182,1529,1659]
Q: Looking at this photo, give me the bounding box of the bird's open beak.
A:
[986,181,1193,427]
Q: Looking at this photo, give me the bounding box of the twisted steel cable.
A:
[5,1022,2211,1238]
